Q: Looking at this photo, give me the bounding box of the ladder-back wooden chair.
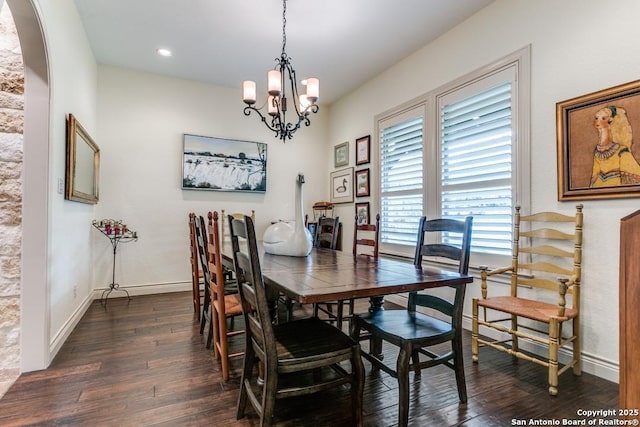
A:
[207,211,244,381]
[312,216,342,325]
[188,212,204,319]
[314,215,340,249]
[472,204,583,396]
[221,209,255,245]
[193,215,212,337]
[228,215,364,427]
[351,216,473,427]
[314,214,381,331]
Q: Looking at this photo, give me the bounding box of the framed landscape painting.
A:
[182,134,267,192]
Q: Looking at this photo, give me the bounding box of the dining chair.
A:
[314,214,381,331]
[188,212,204,319]
[228,214,364,427]
[314,215,340,249]
[221,209,255,245]
[312,215,343,326]
[351,215,473,427]
[193,215,212,337]
[472,205,583,396]
[206,211,244,381]
[195,214,239,347]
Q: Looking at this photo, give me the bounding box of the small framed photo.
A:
[355,202,370,226]
[355,168,370,197]
[557,79,640,200]
[356,135,370,165]
[334,141,349,168]
[330,167,354,204]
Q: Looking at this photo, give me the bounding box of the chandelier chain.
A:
[281,0,287,55]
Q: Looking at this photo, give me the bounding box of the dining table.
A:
[224,244,473,316]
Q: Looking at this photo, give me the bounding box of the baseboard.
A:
[49,293,95,361]
[383,293,620,384]
[90,281,192,299]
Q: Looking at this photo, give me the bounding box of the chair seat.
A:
[274,317,357,369]
[476,296,577,323]
[213,294,243,317]
[355,310,454,345]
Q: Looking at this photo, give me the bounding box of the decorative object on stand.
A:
[263,173,313,256]
[92,219,138,305]
[334,141,349,167]
[241,0,319,141]
[557,79,640,200]
[182,134,267,193]
[355,168,370,197]
[330,167,354,204]
[65,113,100,204]
[355,135,371,165]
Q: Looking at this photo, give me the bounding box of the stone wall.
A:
[0,3,23,397]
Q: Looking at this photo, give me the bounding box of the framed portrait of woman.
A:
[557,79,640,200]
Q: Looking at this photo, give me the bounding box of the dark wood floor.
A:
[0,292,618,426]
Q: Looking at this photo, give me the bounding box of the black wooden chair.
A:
[351,216,473,427]
[188,212,204,319]
[229,215,364,427]
[314,215,340,249]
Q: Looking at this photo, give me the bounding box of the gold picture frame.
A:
[65,113,100,204]
[557,80,640,200]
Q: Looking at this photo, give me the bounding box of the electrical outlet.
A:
[73,285,77,299]
[57,178,64,194]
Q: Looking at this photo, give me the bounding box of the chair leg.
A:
[204,299,214,349]
[236,345,254,420]
[471,298,479,363]
[211,304,220,356]
[336,301,344,331]
[396,343,411,427]
[510,314,519,356]
[573,316,582,375]
[200,289,210,334]
[411,350,421,378]
[548,317,559,396]
[261,367,277,427]
[218,314,230,381]
[452,335,468,403]
[351,345,365,427]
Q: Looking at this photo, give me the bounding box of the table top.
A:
[257,247,473,304]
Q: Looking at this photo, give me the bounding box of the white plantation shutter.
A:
[379,106,424,248]
[375,48,529,264]
[439,79,514,255]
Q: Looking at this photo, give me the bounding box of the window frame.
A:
[374,46,531,267]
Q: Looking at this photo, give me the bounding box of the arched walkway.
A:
[2,0,51,380]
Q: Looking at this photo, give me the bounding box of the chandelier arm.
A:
[243,106,281,138]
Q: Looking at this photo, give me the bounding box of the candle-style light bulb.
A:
[242,80,256,105]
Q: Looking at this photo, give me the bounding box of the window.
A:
[379,106,425,249]
[376,47,530,265]
[438,69,515,256]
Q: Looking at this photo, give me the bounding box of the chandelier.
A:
[241,0,319,141]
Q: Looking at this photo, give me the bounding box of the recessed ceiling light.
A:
[157,48,172,57]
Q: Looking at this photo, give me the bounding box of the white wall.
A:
[94,65,329,293]
[329,0,640,382]
[30,0,97,361]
